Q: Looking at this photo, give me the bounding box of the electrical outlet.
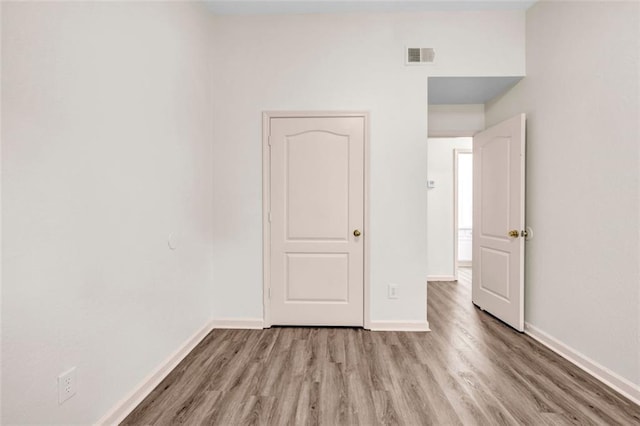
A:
[388,284,398,299]
[58,367,76,404]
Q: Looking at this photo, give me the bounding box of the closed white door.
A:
[269,115,365,326]
[472,114,526,331]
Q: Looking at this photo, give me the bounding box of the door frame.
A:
[453,147,473,277]
[262,111,370,329]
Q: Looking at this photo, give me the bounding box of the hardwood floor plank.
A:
[370,390,402,425]
[237,395,277,426]
[123,271,640,425]
[345,363,377,425]
[320,361,348,425]
[175,390,223,425]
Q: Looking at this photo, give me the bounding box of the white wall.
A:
[426,138,473,278]
[428,104,485,136]
[1,2,214,423]
[210,11,525,323]
[486,1,640,387]
[0,3,4,420]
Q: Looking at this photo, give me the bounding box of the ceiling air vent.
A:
[406,47,435,65]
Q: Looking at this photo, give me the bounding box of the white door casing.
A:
[472,114,526,331]
[454,148,473,274]
[264,113,367,326]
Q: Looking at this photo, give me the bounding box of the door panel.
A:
[286,253,349,302]
[472,114,525,331]
[479,247,510,300]
[480,137,510,238]
[270,116,365,326]
[286,131,349,240]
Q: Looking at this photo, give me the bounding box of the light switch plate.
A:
[388,284,398,299]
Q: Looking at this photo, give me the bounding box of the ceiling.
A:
[428,76,523,104]
[205,0,537,16]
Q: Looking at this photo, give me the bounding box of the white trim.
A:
[211,318,265,329]
[262,111,371,329]
[453,148,473,280]
[524,322,640,406]
[262,112,272,328]
[369,320,431,332]
[458,261,472,268]
[96,320,215,425]
[427,275,457,282]
[363,113,371,330]
[453,148,459,280]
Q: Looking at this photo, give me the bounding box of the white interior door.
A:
[472,114,526,331]
[269,115,365,326]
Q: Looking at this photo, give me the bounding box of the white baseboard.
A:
[96,320,215,425]
[369,320,430,332]
[211,318,265,329]
[458,261,472,268]
[524,322,640,405]
[427,275,456,282]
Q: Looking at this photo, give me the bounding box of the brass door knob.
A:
[508,230,519,238]
[353,230,361,237]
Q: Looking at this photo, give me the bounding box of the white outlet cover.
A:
[58,367,77,404]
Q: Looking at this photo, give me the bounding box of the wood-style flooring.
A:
[123,269,640,425]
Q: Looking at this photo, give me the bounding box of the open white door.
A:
[472,114,526,331]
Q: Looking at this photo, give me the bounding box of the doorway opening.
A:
[426,136,472,283]
[426,76,527,331]
[454,148,473,277]
[262,111,371,329]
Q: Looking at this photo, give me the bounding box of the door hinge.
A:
[268,137,272,147]
[268,211,272,222]
[268,288,271,299]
